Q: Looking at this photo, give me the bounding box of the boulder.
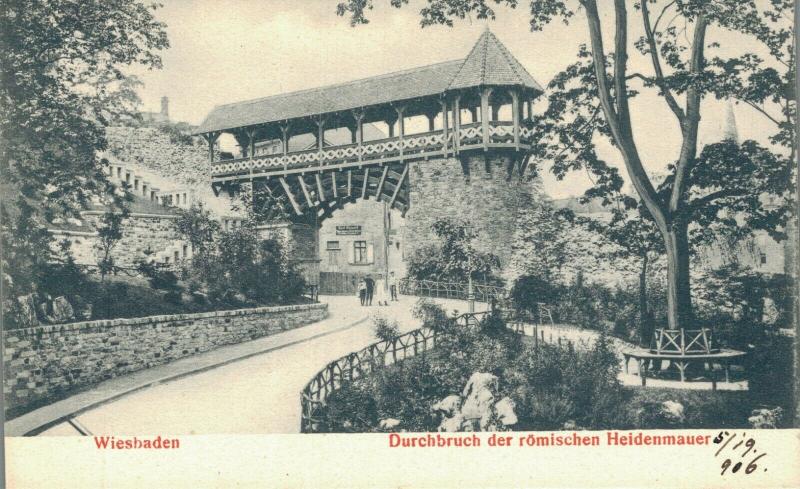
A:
[15,294,39,328]
[460,372,498,431]
[661,401,685,424]
[51,296,74,323]
[438,412,467,433]
[431,395,461,417]
[379,418,401,430]
[494,397,517,427]
[748,407,783,429]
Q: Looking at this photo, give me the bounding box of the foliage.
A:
[333,0,796,333]
[176,217,306,306]
[405,217,501,283]
[135,250,183,304]
[373,316,401,342]
[174,204,221,255]
[507,196,575,283]
[0,0,168,316]
[318,302,627,432]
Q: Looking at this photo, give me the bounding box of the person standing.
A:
[365,276,375,306]
[358,278,367,306]
[388,271,398,301]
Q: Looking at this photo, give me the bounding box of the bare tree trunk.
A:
[638,253,650,347]
[664,220,693,331]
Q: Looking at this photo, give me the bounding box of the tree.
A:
[174,204,222,255]
[576,200,664,345]
[0,0,169,297]
[406,217,501,283]
[335,0,795,331]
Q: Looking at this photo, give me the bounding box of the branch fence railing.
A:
[299,309,589,433]
[398,278,507,304]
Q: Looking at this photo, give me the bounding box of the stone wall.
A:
[404,153,541,270]
[55,212,181,267]
[3,303,328,416]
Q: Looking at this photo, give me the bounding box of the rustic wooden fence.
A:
[398,278,507,303]
[299,309,589,432]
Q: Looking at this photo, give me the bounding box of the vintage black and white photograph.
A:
[2,0,797,471]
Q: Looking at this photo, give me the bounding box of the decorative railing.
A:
[398,278,507,304]
[651,328,718,355]
[299,309,586,433]
[211,121,535,178]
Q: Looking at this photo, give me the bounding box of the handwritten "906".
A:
[713,431,767,475]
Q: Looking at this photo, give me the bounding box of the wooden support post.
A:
[279,177,303,216]
[330,171,338,199]
[352,109,364,162]
[388,164,408,209]
[511,89,521,151]
[440,98,449,154]
[346,170,352,197]
[375,165,389,201]
[361,167,370,198]
[315,173,326,202]
[246,128,256,159]
[481,87,492,149]
[453,96,461,154]
[394,105,406,158]
[297,175,314,207]
[204,131,220,163]
[280,124,290,156]
[315,116,326,167]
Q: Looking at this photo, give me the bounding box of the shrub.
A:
[373,316,400,342]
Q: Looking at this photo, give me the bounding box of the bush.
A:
[373,316,400,342]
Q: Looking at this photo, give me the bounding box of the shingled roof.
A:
[196,31,542,135]
[448,30,543,92]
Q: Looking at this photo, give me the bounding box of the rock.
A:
[494,397,517,426]
[438,412,467,433]
[379,418,401,430]
[461,372,498,431]
[748,407,783,429]
[431,395,461,417]
[15,294,39,328]
[661,401,685,424]
[51,296,74,322]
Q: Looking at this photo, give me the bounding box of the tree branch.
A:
[670,12,709,214]
[581,0,667,232]
[687,187,740,212]
[641,0,686,124]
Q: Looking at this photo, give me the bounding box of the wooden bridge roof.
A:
[196,30,542,135]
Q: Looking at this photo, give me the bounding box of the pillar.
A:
[481,88,492,149]
[511,89,520,150]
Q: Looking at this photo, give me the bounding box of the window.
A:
[353,241,368,264]
[326,241,340,251]
[760,253,767,265]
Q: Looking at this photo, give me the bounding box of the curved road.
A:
[40,296,479,435]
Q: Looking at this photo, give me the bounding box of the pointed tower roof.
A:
[447,29,543,92]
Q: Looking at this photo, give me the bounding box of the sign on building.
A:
[336,225,362,235]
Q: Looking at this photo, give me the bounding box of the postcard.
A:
[2,0,798,487]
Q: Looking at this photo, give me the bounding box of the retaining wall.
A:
[3,303,328,416]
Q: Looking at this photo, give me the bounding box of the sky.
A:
[131,0,781,198]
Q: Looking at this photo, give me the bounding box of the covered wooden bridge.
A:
[196,30,543,220]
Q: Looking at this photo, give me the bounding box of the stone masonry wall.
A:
[65,212,180,267]
[404,153,540,271]
[3,303,328,416]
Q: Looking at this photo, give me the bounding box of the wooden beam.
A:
[511,89,521,151]
[297,175,314,207]
[315,173,326,202]
[481,87,492,149]
[361,166,370,198]
[346,169,352,197]
[279,177,303,216]
[330,171,338,199]
[389,164,409,209]
[375,165,390,201]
